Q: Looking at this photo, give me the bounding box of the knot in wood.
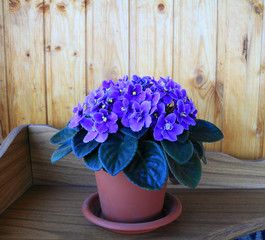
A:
[196,74,203,85]
[158,3,165,12]
[57,3,66,12]
[55,46,61,51]
[9,0,21,11]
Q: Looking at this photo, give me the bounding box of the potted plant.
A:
[50,75,223,233]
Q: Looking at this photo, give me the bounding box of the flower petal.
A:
[165,113,176,124]
[95,132,108,143]
[108,123,118,133]
[83,130,98,143]
[154,127,163,141]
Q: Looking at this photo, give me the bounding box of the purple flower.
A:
[157,77,180,104]
[151,102,165,128]
[132,75,152,89]
[93,109,118,134]
[68,102,85,128]
[145,88,160,114]
[80,109,118,143]
[175,99,196,130]
[154,113,184,141]
[79,117,99,142]
[128,101,152,132]
[102,79,115,91]
[124,84,146,103]
[84,87,105,114]
[113,98,130,118]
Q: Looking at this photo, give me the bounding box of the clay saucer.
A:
[82,192,182,234]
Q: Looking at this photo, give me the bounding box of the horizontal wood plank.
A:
[0,125,32,214]
[28,125,265,189]
[0,186,264,239]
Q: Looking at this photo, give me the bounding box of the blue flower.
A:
[175,99,196,130]
[128,101,152,132]
[154,113,184,141]
[124,83,146,103]
[68,102,84,129]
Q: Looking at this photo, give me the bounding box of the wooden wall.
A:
[0,0,265,160]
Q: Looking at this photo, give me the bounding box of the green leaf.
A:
[98,134,138,175]
[124,141,168,191]
[72,129,99,158]
[84,148,102,171]
[192,141,207,164]
[161,139,194,165]
[177,130,189,143]
[189,119,224,142]
[50,127,77,145]
[51,139,72,163]
[168,169,180,185]
[120,127,148,139]
[166,153,201,188]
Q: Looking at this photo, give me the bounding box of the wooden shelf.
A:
[1,125,265,239]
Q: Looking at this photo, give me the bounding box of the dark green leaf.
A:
[120,127,148,139]
[192,141,207,164]
[189,119,224,142]
[84,148,102,171]
[72,129,99,158]
[168,169,180,185]
[50,127,77,145]
[124,141,168,191]
[161,139,194,165]
[99,134,138,175]
[51,139,72,163]
[177,130,189,143]
[166,153,201,188]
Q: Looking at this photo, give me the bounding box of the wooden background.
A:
[0,0,265,160]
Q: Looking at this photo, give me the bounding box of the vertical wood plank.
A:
[86,0,129,91]
[0,1,9,142]
[258,0,265,157]
[130,0,173,79]
[174,0,221,151]
[45,0,86,129]
[220,0,264,159]
[4,0,47,131]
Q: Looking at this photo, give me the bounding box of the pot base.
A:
[82,192,182,234]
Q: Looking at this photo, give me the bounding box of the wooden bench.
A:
[1,125,265,239]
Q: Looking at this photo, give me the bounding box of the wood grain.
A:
[130,0,173,78]
[86,0,129,91]
[0,125,32,214]
[0,186,264,239]
[220,0,264,159]
[28,125,95,185]
[27,125,265,189]
[45,0,86,129]
[173,0,222,152]
[0,1,9,143]
[258,0,265,158]
[4,0,47,131]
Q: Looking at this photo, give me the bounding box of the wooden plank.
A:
[45,0,86,129]
[28,125,95,185]
[130,0,173,79]
[257,0,265,158]
[0,125,32,214]
[220,0,264,159]
[28,125,265,188]
[0,1,9,143]
[173,0,222,152]
[86,0,129,91]
[0,186,265,239]
[4,0,47,131]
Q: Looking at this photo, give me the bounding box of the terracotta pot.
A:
[95,169,167,223]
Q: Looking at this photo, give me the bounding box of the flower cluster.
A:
[69,75,197,143]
